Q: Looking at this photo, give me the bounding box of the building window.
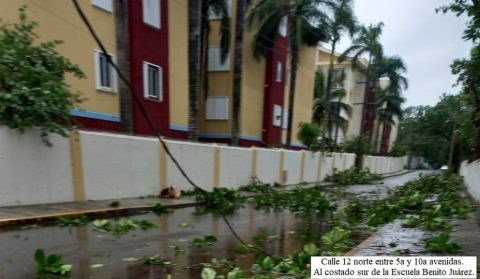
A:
[331,69,344,88]
[282,108,289,129]
[143,62,163,101]
[276,62,283,82]
[143,0,161,29]
[91,0,113,12]
[206,97,229,120]
[273,105,282,127]
[208,0,231,19]
[278,16,288,37]
[94,50,116,92]
[207,47,230,71]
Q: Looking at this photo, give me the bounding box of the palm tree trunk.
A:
[380,115,389,154]
[473,90,480,159]
[373,114,381,153]
[188,0,203,141]
[324,41,336,140]
[361,56,375,141]
[286,42,299,147]
[115,0,133,134]
[333,96,342,147]
[201,0,210,99]
[231,0,247,146]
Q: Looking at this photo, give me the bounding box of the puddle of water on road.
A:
[0,204,331,279]
[0,172,433,278]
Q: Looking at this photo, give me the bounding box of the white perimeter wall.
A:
[0,128,73,206]
[460,160,480,204]
[0,128,405,206]
[81,132,160,200]
[363,155,408,174]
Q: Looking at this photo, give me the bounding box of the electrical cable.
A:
[71,0,258,249]
[71,0,207,194]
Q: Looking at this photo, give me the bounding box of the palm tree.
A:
[339,23,384,141]
[248,0,335,147]
[323,0,357,139]
[188,0,231,141]
[376,90,405,154]
[312,70,351,139]
[373,55,408,151]
[201,0,231,98]
[231,0,249,146]
[188,0,203,141]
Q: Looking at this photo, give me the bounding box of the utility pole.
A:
[447,111,458,174]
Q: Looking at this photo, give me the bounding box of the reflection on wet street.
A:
[0,171,433,278]
[0,205,330,278]
[349,220,431,256]
[345,171,434,199]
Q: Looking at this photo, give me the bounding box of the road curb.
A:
[0,173,410,228]
[344,232,379,256]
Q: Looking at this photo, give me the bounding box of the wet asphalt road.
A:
[0,171,439,278]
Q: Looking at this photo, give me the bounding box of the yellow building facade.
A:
[0,0,320,148]
[316,47,399,151]
[1,0,121,129]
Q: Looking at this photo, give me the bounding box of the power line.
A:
[71,0,206,194]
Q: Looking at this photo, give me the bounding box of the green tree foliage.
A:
[248,0,335,146]
[437,0,480,43]
[396,94,473,169]
[323,0,356,139]
[340,135,373,156]
[297,122,321,150]
[0,7,84,144]
[312,70,351,138]
[438,0,480,159]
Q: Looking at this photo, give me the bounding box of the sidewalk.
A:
[345,195,480,276]
[0,170,408,227]
[0,181,339,226]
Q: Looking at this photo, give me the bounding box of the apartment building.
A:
[2,0,122,131]
[316,47,398,151]
[0,0,316,148]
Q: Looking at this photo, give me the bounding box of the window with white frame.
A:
[206,97,229,120]
[331,69,344,88]
[273,105,282,127]
[207,47,230,71]
[143,62,163,101]
[143,0,161,29]
[91,0,113,12]
[278,16,288,37]
[94,50,116,92]
[282,109,289,129]
[276,62,283,82]
[208,0,231,19]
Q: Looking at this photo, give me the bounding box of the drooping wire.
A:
[71,0,258,249]
[71,0,207,194]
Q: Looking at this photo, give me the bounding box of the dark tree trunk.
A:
[286,42,299,147]
[200,0,210,99]
[333,97,342,147]
[472,90,480,160]
[360,56,376,142]
[362,80,376,141]
[115,0,133,133]
[355,154,363,171]
[380,117,388,154]
[360,67,371,138]
[323,41,336,140]
[231,0,247,146]
[373,114,382,153]
[188,0,203,141]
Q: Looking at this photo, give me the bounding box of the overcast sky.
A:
[333,0,471,107]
